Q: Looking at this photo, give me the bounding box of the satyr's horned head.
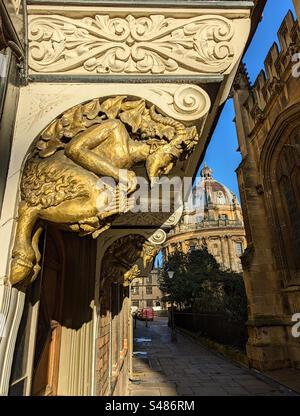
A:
[146,143,181,186]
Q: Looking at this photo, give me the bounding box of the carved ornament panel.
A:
[28,13,240,76]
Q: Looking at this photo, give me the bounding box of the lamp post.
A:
[168,270,177,342]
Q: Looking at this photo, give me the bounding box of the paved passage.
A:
[129,317,296,396]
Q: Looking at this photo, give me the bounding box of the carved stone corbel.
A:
[101,233,162,288]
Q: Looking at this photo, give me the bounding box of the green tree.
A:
[159,246,248,321]
[159,249,189,309]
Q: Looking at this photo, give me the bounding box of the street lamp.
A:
[168,270,177,342]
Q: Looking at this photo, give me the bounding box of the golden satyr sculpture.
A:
[11,96,198,285]
[101,235,157,288]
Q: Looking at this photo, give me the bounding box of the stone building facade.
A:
[232,3,300,371]
[164,164,247,273]
[131,268,164,310]
[0,0,262,396]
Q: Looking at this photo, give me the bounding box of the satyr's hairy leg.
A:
[10,203,40,285]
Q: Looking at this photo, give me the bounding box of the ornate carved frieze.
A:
[112,208,183,229]
[28,13,238,75]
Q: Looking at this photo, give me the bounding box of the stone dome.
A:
[165,163,246,274]
[182,163,243,224]
[195,163,240,207]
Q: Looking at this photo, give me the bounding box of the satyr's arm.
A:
[65,120,123,180]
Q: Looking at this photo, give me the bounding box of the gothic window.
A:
[276,137,300,275]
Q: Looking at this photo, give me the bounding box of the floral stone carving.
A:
[28,14,235,75]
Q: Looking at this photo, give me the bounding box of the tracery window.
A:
[276,136,300,277]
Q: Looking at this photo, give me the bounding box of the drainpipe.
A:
[129,283,133,380]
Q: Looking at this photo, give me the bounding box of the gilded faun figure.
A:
[11,96,198,285]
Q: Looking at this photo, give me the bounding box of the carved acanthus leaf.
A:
[28,14,235,74]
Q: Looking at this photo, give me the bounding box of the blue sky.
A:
[197,0,296,199]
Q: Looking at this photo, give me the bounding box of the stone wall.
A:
[233,9,300,370]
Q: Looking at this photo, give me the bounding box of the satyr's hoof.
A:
[10,257,33,285]
[30,263,41,284]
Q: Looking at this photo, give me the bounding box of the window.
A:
[236,242,243,256]
[146,300,153,307]
[146,286,152,295]
[132,301,139,307]
[219,214,228,220]
[146,276,152,284]
[132,285,139,295]
[216,191,226,204]
[190,245,196,252]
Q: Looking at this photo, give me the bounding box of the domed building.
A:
[163,164,246,273]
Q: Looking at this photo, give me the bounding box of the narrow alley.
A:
[129,318,297,397]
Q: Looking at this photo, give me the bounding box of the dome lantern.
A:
[200,162,213,179]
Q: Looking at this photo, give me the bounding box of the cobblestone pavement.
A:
[129,317,297,396]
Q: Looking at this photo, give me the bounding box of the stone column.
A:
[227,236,235,271]
[220,236,229,270]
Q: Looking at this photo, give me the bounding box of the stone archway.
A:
[0,91,202,395]
[260,103,300,286]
